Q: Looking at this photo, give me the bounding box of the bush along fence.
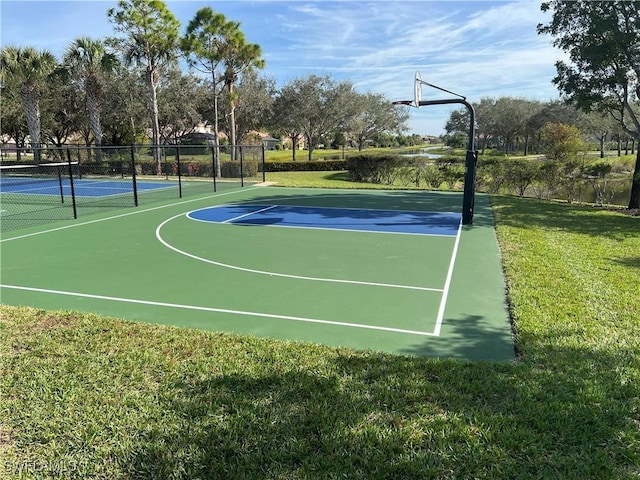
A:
[0,144,266,233]
[345,153,632,206]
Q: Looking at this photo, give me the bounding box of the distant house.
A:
[0,135,18,157]
[261,136,280,151]
[248,131,283,150]
[282,134,306,150]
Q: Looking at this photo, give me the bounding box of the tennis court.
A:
[0,159,237,232]
[0,185,514,361]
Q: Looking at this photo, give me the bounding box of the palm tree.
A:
[217,21,264,161]
[64,37,119,160]
[182,7,264,163]
[0,46,58,162]
[108,0,181,174]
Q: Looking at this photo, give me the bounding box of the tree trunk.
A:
[617,135,621,156]
[20,85,42,162]
[291,136,297,161]
[228,82,237,162]
[629,147,640,209]
[306,133,313,161]
[86,87,102,162]
[212,72,221,178]
[146,67,161,174]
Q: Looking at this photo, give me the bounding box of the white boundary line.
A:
[0,284,438,337]
[222,205,279,223]
[0,186,259,243]
[157,212,444,292]
[433,219,463,336]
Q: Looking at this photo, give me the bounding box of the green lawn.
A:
[1,190,639,478]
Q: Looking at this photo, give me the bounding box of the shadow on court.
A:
[234,188,467,213]
[400,313,515,362]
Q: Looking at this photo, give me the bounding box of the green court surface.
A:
[0,186,514,361]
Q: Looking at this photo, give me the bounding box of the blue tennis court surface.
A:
[1,179,176,197]
[188,204,461,236]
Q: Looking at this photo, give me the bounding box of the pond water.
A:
[399,147,443,159]
[563,181,632,206]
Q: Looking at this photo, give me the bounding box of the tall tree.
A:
[278,75,353,160]
[538,0,640,208]
[582,111,617,158]
[63,37,119,159]
[0,80,29,159]
[491,97,538,155]
[100,66,148,146]
[347,92,409,151]
[271,82,306,161]
[181,7,229,175]
[229,70,275,145]
[41,71,84,151]
[0,46,58,161]
[108,0,181,173]
[157,68,204,144]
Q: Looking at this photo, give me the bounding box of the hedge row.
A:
[262,160,348,172]
[80,159,259,178]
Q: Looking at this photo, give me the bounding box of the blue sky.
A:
[1,0,566,135]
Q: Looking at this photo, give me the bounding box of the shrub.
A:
[504,158,540,196]
[220,160,258,178]
[346,154,403,183]
[435,157,465,189]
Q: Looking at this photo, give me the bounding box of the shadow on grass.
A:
[122,340,637,479]
[323,171,350,182]
[610,256,640,268]
[491,195,639,239]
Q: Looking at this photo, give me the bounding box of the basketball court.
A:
[0,185,513,361]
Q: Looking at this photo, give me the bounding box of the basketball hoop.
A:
[391,71,477,225]
[392,100,414,106]
[414,71,423,107]
[414,70,466,103]
[391,71,424,108]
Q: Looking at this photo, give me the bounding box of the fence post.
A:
[262,144,266,183]
[176,146,183,198]
[130,145,138,207]
[66,149,78,219]
[239,145,244,187]
[210,146,217,192]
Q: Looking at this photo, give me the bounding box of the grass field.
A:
[1,180,639,478]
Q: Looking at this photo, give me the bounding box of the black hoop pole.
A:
[417,98,477,225]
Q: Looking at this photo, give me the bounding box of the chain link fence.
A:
[0,144,266,233]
